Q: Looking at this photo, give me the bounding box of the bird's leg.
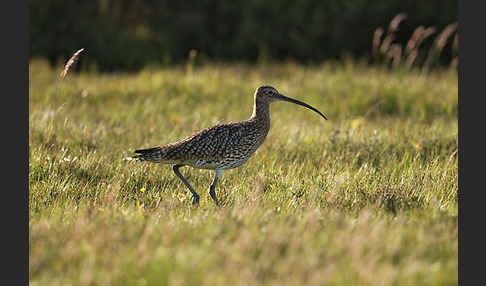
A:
[173,164,200,206]
[208,170,224,207]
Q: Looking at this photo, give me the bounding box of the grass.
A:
[29,58,458,285]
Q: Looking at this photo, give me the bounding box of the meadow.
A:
[29,58,458,285]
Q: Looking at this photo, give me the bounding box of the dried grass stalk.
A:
[404,26,436,68]
[372,28,384,57]
[388,44,402,67]
[388,13,407,33]
[406,26,425,52]
[60,48,85,79]
[424,23,457,69]
[452,33,458,52]
[435,23,457,50]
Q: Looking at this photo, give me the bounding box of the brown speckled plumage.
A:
[131,86,327,206]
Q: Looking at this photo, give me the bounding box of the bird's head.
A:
[254,85,327,120]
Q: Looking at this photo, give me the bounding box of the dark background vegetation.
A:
[30,0,457,71]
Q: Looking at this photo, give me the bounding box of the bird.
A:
[130,86,327,206]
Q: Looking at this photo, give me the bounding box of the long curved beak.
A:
[277,93,327,120]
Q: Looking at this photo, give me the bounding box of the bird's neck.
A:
[249,98,271,129]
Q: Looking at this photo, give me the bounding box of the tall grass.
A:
[372,13,458,70]
[29,58,457,285]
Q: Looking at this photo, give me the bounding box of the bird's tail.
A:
[131,147,163,162]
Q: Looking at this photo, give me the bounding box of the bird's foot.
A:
[209,189,221,207]
[211,198,220,207]
[191,194,200,206]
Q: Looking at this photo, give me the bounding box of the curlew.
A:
[130,86,327,206]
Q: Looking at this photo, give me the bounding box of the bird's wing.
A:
[163,122,248,163]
